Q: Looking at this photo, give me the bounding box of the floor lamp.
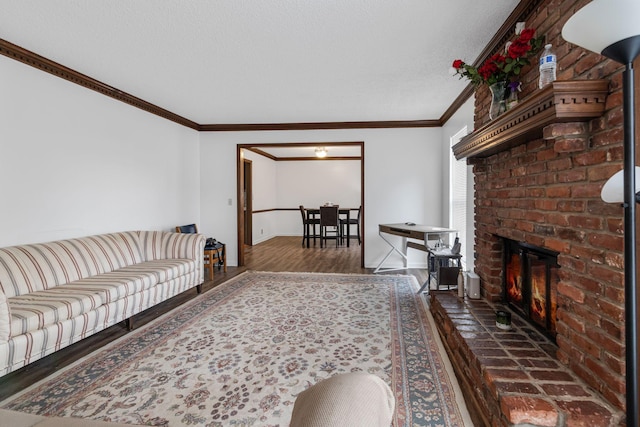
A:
[563,1,640,426]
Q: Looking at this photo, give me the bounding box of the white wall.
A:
[277,160,361,209]
[1,52,462,272]
[441,97,475,271]
[200,127,444,269]
[0,55,201,246]
[275,159,361,237]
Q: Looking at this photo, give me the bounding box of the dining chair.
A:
[340,206,362,245]
[319,205,341,248]
[299,205,320,247]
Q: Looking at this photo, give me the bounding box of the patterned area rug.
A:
[1,271,467,426]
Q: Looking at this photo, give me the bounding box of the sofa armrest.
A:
[137,230,206,261]
[137,230,206,284]
[165,232,206,260]
[0,290,11,342]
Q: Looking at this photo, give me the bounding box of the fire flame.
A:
[504,247,558,338]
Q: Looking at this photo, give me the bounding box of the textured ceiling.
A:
[1,0,518,125]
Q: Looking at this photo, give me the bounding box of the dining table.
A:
[305,207,358,248]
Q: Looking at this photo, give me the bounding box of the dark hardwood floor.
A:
[246,235,365,273]
[0,236,429,401]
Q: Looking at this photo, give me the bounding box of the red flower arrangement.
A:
[451,24,544,86]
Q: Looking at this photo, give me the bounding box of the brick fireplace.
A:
[438,78,626,426]
[466,60,627,417]
[433,0,633,424]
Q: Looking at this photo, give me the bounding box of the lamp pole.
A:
[622,60,639,427]
[606,37,640,427]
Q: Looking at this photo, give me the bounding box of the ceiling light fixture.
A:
[315,147,328,158]
[563,1,640,425]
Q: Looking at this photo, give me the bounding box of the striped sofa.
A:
[0,230,205,377]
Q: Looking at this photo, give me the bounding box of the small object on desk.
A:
[405,222,416,226]
[451,236,461,254]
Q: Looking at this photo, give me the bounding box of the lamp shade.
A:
[562,0,640,63]
[601,167,640,203]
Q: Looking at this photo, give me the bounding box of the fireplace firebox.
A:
[503,238,559,340]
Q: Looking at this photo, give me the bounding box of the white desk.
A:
[374,223,458,274]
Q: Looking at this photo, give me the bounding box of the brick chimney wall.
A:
[469,0,628,411]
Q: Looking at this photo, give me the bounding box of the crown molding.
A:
[199,120,440,132]
[439,84,475,124]
[0,38,200,130]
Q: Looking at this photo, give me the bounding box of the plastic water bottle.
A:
[538,44,556,89]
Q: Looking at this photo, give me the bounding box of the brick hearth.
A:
[430,292,624,427]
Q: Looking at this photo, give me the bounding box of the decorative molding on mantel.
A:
[452,80,610,160]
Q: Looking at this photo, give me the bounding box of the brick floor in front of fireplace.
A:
[429,291,624,427]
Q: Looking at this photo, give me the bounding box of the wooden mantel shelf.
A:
[452,80,609,160]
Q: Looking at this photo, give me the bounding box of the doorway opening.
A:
[243,158,252,246]
[236,142,365,267]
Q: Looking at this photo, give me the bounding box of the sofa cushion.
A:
[0,232,145,298]
[59,259,195,303]
[62,266,164,302]
[0,245,64,297]
[8,273,153,337]
[77,233,145,275]
[7,258,195,336]
[127,259,196,282]
[9,288,107,337]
